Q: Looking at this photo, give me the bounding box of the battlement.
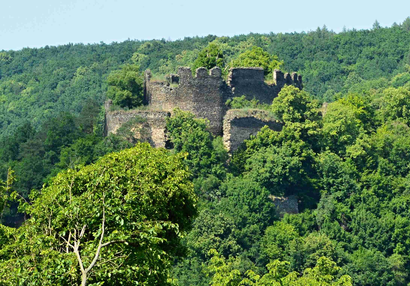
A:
[226,68,302,104]
[273,70,302,89]
[227,68,302,89]
[228,67,265,84]
[167,67,224,85]
[144,66,302,135]
[107,66,303,150]
[144,66,228,135]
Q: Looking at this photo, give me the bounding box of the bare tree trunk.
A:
[63,193,118,285]
[81,272,88,286]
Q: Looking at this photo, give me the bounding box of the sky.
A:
[1,0,410,51]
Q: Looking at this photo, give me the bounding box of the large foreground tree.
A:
[0,143,197,285]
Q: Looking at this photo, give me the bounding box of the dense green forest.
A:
[2,18,410,285]
[1,18,410,137]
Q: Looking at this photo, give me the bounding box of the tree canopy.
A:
[193,43,225,71]
[231,46,283,77]
[0,143,197,285]
[106,64,144,109]
[3,18,410,286]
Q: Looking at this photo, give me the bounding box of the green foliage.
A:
[322,101,365,155]
[377,87,410,125]
[106,64,144,109]
[225,95,270,110]
[56,134,101,169]
[0,169,14,220]
[76,99,103,135]
[262,221,299,261]
[0,143,197,285]
[343,249,402,286]
[231,46,283,76]
[193,43,225,71]
[0,52,12,64]
[272,85,321,123]
[3,20,410,285]
[0,105,132,225]
[92,133,133,158]
[205,250,352,286]
[166,109,227,182]
[244,144,307,197]
[218,176,277,246]
[173,174,277,285]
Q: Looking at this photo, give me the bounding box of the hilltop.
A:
[1,21,410,138]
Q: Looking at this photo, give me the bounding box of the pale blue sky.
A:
[1,0,410,51]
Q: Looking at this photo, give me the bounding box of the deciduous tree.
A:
[107,64,144,109]
[231,46,283,76]
[0,143,197,285]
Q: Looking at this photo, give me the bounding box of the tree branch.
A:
[79,224,87,239]
[84,195,106,274]
[73,240,85,275]
[59,232,74,250]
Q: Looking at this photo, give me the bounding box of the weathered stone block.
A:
[270,195,299,217]
[223,109,283,153]
[196,67,208,77]
[111,66,303,151]
[105,109,170,148]
[178,67,193,84]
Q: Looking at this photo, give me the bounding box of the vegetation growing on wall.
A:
[2,20,410,138]
[2,18,410,285]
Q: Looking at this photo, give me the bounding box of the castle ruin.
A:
[105,67,302,152]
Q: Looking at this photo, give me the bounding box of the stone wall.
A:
[145,67,229,135]
[106,66,302,152]
[223,109,283,153]
[227,68,302,105]
[270,195,299,217]
[105,100,170,148]
[145,67,302,135]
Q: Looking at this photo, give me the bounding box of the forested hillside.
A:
[1,19,410,137]
[1,18,410,285]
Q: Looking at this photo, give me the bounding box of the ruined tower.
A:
[105,66,302,152]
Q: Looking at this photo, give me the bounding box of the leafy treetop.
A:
[193,43,225,71]
[231,46,283,77]
[0,143,197,285]
[106,64,144,109]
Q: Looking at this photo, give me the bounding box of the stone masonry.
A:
[105,66,303,152]
[105,100,170,148]
[144,67,229,135]
[270,195,299,218]
[223,109,283,152]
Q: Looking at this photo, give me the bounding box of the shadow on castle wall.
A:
[104,102,170,148]
[106,66,302,152]
[144,67,302,135]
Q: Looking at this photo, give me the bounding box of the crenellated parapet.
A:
[143,66,302,136]
[273,70,302,90]
[144,67,228,135]
[107,66,303,150]
[226,68,303,104]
